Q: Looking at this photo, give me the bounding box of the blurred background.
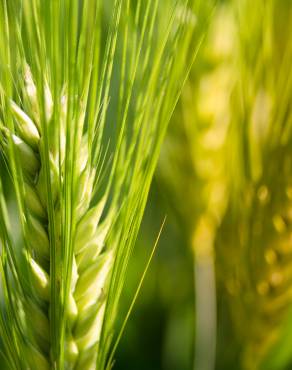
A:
[115,182,195,370]
[114,1,292,370]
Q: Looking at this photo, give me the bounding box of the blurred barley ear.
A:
[158,2,233,369]
[158,0,292,369]
[216,0,292,369]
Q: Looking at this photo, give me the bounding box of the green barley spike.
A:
[0,0,198,369]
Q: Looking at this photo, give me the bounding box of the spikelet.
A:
[1,68,114,369]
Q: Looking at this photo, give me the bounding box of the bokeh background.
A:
[115,182,195,370]
[114,1,292,369]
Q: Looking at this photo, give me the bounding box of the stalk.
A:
[158,3,232,369]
